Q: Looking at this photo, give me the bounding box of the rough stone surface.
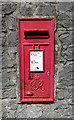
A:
[2,86,16,99]
[62,46,74,61]
[56,2,73,30]
[6,16,17,30]
[58,64,73,85]
[16,105,43,118]
[59,31,72,46]
[6,31,18,47]
[0,2,73,119]
[57,2,72,12]
[57,19,72,30]
[2,3,17,16]
[37,3,56,16]
[19,2,37,16]
[57,13,72,20]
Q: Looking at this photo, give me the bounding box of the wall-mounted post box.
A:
[18,18,54,102]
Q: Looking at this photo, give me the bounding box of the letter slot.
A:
[24,30,49,39]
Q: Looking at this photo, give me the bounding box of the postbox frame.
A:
[18,18,54,102]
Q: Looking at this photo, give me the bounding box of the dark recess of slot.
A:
[24,31,49,39]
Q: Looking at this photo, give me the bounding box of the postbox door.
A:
[23,44,51,98]
[18,18,54,102]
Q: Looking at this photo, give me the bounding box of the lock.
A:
[28,72,33,80]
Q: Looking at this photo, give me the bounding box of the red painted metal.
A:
[18,18,54,102]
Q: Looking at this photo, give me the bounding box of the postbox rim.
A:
[18,17,54,102]
[18,18,54,21]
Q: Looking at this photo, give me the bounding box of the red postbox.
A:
[18,18,54,102]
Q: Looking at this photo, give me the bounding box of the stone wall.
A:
[0,2,73,119]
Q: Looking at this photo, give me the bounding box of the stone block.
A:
[57,13,72,20]
[0,82,2,97]
[26,105,42,118]
[7,99,18,110]
[59,64,73,78]
[2,111,8,118]
[2,59,16,68]
[9,75,17,86]
[0,38,2,46]
[2,70,9,88]
[42,103,62,118]
[2,86,16,99]
[56,2,72,21]
[6,110,16,118]
[2,99,17,118]
[58,64,73,86]
[19,2,36,16]
[15,108,27,118]
[62,46,74,61]
[2,69,17,89]
[2,99,17,110]
[0,14,2,23]
[8,47,17,53]
[2,90,9,99]
[2,3,17,16]
[58,31,72,47]
[57,19,72,30]
[42,111,60,118]
[9,87,16,99]
[58,108,72,118]
[57,89,70,100]
[16,105,42,118]
[6,31,17,47]
[0,32,5,38]
[56,100,69,109]
[57,2,72,13]
[58,31,74,62]
[37,3,56,16]
[6,16,17,30]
